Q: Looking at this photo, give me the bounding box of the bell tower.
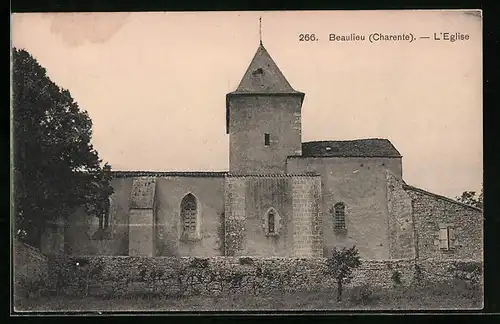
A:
[226,39,305,174]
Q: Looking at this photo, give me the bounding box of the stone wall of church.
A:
[404,186,483,261]
[224,175,321,257]
[155,177,225,257]
[245,176,293,256]
[224,177,247,256]
[387,172,416,259]
[63,177,134,256]
[386,172,416,259]
[228,95,303,174]
[56,176,226,258]
[287,157,402,259]
[129,177,156,257]
[291,176,323,257]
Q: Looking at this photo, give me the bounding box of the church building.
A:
[41,42,482,261]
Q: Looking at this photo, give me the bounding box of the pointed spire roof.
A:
[230,44,301,94]
[225,43,304,134]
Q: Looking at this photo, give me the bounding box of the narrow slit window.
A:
[268,211,275,234]
[104,197,110,229]
[264,133,270,146]
[92,196,113,240]
[98,197,112,230]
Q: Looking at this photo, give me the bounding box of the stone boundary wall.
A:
[47,256,482,298]
[13,239,49,298]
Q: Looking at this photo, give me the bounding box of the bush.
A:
[447,261,482,287]
[189,258,209,269]
[432,279,481,300]
[17,277,47,299]
[89,262,104,278]
[348,284,374,305]
[391,270,402,285]
[239,257,254,266]
[413,264,424,285]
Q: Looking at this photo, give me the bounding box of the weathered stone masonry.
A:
[386,171,482,261]
[128,177,156,257]
[386,172,416,259]
[224,176,247,256]
[225,174,322,257]
[291,176,322,257]
[404,185,482,261]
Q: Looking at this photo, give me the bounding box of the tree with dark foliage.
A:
[12,48,113,248]
[325,246,361,302]
[455,184,483,210]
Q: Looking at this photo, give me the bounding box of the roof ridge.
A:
[112,171,228,178]
[111,170,228,173]
[303,138,391,143]
[110,171,321,178]
[288,155,402,158]
[301,139,402,158]
[226,173,320,177]
[403,184,483,212]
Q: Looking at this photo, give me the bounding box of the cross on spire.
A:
[259,17,262,45]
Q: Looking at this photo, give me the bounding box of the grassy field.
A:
[14,280,482,313]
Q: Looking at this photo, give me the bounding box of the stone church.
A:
[41,42,482,261]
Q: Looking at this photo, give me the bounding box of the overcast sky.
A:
[11,10,482,199]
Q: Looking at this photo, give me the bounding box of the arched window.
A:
[263,207,280,236]
[334,202,346,232]
[181,193,197,235]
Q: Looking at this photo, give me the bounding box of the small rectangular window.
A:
[439,226,455,250]
[264,133,270,146]
[438,228,449,250]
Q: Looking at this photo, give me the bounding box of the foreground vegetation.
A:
[13,48,113,248]
[15,279,482,312]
